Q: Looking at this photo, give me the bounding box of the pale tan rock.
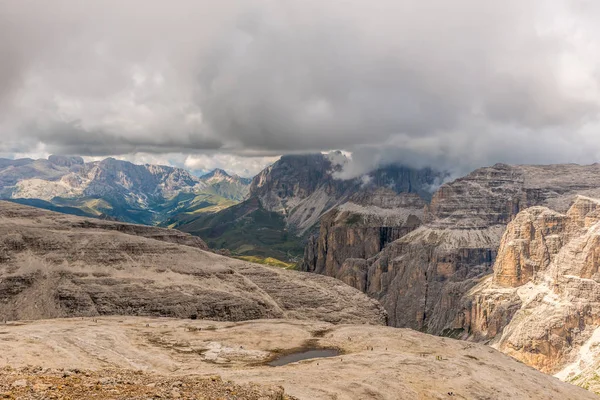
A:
[464,196,600,386]
[0,316,594,400]
[303,163,600,338]
[493,207,567,287]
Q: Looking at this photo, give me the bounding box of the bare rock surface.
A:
[0,367,290,400]
[0,316,594,400]
[0,201,385,325]
[250,153,439,234]
[303,162,600,338]
[462,196,600,392]
[301,189,425,281]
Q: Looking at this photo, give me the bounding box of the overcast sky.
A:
[1,0,600,177]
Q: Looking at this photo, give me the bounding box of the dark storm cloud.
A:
[1,0,600,175]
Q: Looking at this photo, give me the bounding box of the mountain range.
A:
[169,152,442,261]
[0,155,251,225]
[5,153,600,395]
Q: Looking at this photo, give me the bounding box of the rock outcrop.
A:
[0,201,386,325]
[461,196,600,388]
[301,189,426,288]
[303,163,600,337]
[0,316,595,400]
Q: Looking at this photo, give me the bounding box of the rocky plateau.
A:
[0,316,593,400]
[0,200,385,325]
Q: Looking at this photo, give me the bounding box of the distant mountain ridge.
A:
[0,156,251,224]
[199,168,252,201]
[171,152,444,260]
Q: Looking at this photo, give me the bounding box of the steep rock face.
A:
[427,163,600,228]
[249,153,357,233]
[249,153,440,234]
[462,196,600,384]
[492,207,568,287]
[302,189,426,286]
[425,163,526,228]
[364,226,503,332]
[0,201,386,325]
[303,162,600,339]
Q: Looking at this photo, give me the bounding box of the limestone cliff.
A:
[303,163,600,337]
[301,189,426,288]
[462,196,600,389]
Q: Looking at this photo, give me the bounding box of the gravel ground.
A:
[0,367,292,400]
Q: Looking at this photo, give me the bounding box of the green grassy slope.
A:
[20,191,237,226]
[168,197,305,261]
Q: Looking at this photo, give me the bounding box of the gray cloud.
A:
[1,0,600,176]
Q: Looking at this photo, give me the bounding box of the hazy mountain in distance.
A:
[199,168,252,201]
[0,156,250,225]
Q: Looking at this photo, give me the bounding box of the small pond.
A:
[268,349,341,367]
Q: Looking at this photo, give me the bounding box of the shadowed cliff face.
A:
[0,200,386,325]
[301,190,426,281]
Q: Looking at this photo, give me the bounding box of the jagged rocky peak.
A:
[250,152,442,218]
[246,153,353,232]
[82,158,203,198]
[202,168,231,180]
[201,168,251,185]
[249,153,342,201]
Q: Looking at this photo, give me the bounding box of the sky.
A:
[1,0,600,177]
